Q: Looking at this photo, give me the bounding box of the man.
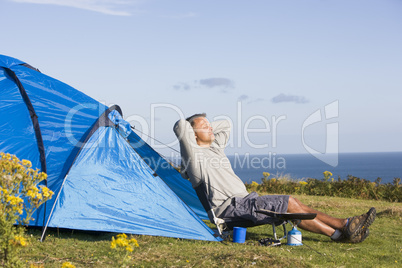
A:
[174,113,376,243]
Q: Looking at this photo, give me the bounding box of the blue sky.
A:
[1,0,402,157]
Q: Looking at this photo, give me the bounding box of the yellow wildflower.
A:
[0,187,8,195]
[271,178,276,183]
[27,189,36,199]
[129,238,139,247]
[41,186,54,198]
[116,238,128,247]
[117,233,127,239]
[7,195,23,206]
[111,234,139,251]
[22,159,32,168]
[38,172,47,180]
[61,262,76,268]
[12,235,28,247]
[323,171,333,181]
[262,172,270,178]
[251,181,259,188]
[299,181,308,185]
[1,161,12,172]
[110,238,117,249]
[27,186,44,200]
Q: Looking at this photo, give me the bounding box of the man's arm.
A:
[211,120,231,149]
[173,119,203,187]
[173,119,198,150]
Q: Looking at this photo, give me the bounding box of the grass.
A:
[20,194,402,267]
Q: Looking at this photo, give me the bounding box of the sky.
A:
[1,0,402,159]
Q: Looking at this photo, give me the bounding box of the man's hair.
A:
[186,113,207,127]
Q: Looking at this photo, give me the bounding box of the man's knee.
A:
[287,196,302,213]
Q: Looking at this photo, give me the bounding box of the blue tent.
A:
[0,54,217,241]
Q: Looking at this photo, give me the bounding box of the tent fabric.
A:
[0,54,218,241]
[49,126,215,240]
[3,66,47,175]
[0,67,40,170]
[109,109,208,219]
[1,56,108,226]
[127,131,209,219]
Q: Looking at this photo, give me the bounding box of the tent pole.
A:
[40,175,69,242]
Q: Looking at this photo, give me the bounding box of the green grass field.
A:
[21,194,401,267]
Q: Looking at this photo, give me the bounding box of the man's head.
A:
[186,113,215,147]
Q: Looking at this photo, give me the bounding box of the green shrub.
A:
[246,171,401,202]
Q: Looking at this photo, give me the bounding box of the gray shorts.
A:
[218,192,289,225]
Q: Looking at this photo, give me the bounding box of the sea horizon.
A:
[227,151,402,184]
[168,151,402,184]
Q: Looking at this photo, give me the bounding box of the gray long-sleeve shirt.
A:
[173,119,248,216]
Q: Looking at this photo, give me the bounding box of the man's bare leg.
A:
[286,196,347,236]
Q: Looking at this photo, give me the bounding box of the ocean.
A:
[228,152,402,184]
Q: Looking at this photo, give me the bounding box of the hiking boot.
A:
[344,207,376,238]
[331,228,370,243]
[349,228,369,243]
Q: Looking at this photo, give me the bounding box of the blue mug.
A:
[233,227,247,243]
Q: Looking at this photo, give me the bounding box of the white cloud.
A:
[237,94,249,101]
[173,77,235,92]
[271,93,309,104]
[237,94,266,104]
[10,0,139,16]
[173,82,191,91]
[198,78,234,89]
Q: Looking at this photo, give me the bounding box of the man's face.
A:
[192,117,215,146]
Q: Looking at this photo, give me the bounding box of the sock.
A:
[331,229,342,240]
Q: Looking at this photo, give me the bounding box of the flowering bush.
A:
[110,233,139,267]
[246,170,401,202]
[0,152,54,267]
